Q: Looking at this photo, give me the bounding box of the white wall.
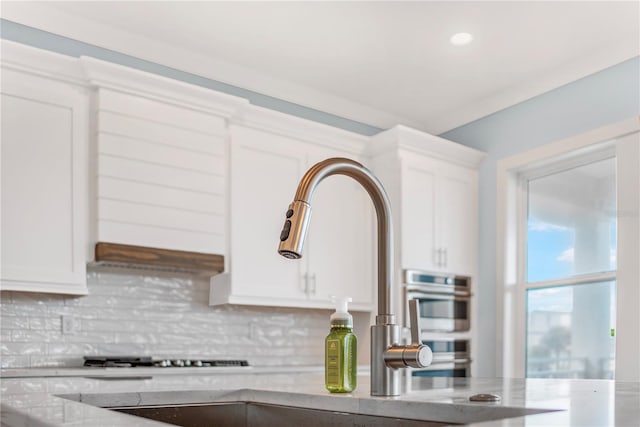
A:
[441,56,640,377]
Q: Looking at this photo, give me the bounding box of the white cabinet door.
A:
[211,125,374,310]
[224,125,308,304]
[400,157,439,272]
[438,165,477,276]
[399,154,478,275]
[306,148,374,309]
[1,69,88,294]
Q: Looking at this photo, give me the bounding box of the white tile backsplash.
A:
[0,268,333,368]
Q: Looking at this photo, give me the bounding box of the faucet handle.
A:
[408,299,421,345]
[404,300,432,368]
[383,300,433,369]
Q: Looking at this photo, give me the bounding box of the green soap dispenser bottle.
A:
[325,296,357,393]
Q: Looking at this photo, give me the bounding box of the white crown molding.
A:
[2,40,369,150]
[0,39,85,85]
[234,104,369,155]
[369,125,486,168]
[79,57,248,119]
[1,39,249,119]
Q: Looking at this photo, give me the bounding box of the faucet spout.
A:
[278,157,431,396]
[278,157,393,318]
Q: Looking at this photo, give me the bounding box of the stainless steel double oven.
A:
[403,269,472,377]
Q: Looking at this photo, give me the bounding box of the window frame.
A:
[496,117,640,379]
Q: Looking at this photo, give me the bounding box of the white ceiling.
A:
[3,1,639,134]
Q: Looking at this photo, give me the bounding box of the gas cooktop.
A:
[83,356,249,368]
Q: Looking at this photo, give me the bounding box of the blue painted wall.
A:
[442,56,640,377]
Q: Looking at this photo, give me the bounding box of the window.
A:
[496,119,640,381]
[526,281,616,379]
[523,156,617,379]
[527,157,617,282]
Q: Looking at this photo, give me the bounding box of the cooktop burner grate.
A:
[83,356,249,368]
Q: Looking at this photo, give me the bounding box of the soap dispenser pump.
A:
[325,296,357,393]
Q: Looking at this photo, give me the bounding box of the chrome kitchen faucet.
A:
[278,157,432,396]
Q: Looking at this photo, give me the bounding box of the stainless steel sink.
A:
[112,402,455,427]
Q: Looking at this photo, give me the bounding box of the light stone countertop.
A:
[1,369,639,426]
[0,365,327,378]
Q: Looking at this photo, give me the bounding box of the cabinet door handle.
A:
[302,273,308,293]
[437,248,444,268]
[443,248,448,268]
[433,248,439,267]
[309,273,317,295]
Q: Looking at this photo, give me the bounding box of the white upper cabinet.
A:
[210,115,373,311]
[221,124,308,305]
[1,44,89,294]
[1,41,484,310]
[437,163,478,275]
[400,155,440,272]
[370,126,485,278]
[401,155,478,276]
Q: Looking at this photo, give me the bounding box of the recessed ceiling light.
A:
[450,32,473,46]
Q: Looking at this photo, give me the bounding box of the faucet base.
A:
[370,323,401,396]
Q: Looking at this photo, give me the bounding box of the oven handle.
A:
[406,291,470,301]
[405,284,471,296]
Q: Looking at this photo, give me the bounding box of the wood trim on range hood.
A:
[94,242,224,275]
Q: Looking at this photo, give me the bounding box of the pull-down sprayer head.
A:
[278,200,311,260]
